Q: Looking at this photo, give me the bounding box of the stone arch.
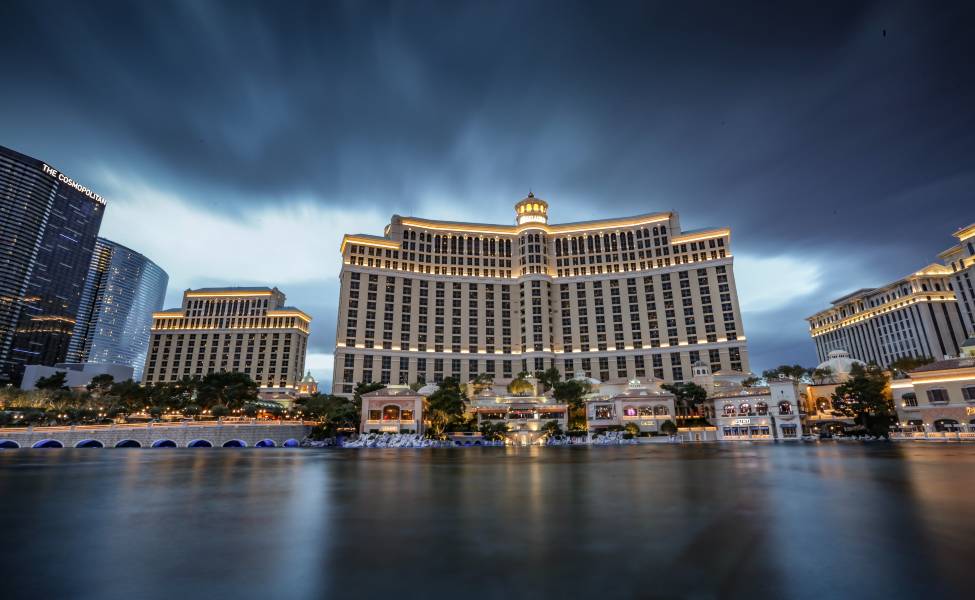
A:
[188,439,213,448]
[0,440,21,449]
[32,439,64,448]
[255,439,276,448]
[115,439,142,448]
[75,439,104,448]
[282,439,300,448]
[222,439,246,448]
[151,439,177,448]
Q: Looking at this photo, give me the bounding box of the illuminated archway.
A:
[282,439,300,447]
[75,439,104,448]
[151,439,177,448]
[0,440,20,449]
[222,439,246,448]
[188,439,213,448]
[255,439,276,448]
[32,439,64,448]
[115,439,141,448]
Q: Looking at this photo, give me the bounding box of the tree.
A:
[353,382,384,406]
[35,372,68,391]
[542,420,563,437]
[470,372,494,393]
[86,374,115,398]
[740,376,761,388]
[197,372,258,409]
[294,393,359,433]
[479,421,509,442]
[660,420,677,436]
[552,379,590,430]
[762,364,811,382]
[507,375,534,395]
[831,364,893,438]
[109,379,147,414]
[535,367,562,392]
[662,382,708,418]
[811,366,834,384]
[624,422,640,437]
[888,356,934,375]
[427,377,467,417]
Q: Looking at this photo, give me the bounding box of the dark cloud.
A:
[2,0,974,376]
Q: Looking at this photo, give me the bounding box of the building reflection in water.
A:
[3,445,975,598]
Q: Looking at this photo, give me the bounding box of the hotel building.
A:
[142,287,310,392]
[67,238,169,381]
[332,193,748,394]
[0,145,106,384]
[807,264,967,368]
[939,223,975,338]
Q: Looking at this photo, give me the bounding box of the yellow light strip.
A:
[954,223,975,242]
[808,293,956,336]
[340,235,401,253]
[267,310,313,322]
[670,228,731,244]
[396,213,673,236]
[185,291,274,298]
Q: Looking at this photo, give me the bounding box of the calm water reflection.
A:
[2,444,974,599]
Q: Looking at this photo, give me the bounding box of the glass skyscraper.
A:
[68,238,168,381]
[0,145,106,384]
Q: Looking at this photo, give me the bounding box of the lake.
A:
[1,443,974,599]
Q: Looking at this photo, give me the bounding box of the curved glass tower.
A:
[68,238,168,381]
[0,145,106,384]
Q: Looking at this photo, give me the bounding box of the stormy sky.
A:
[2,0,973,385]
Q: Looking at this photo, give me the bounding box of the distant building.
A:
[21,362,133,392]
[297,371,319,396]
[584,378,676,435]
[67,238,168,381]
[333,193,748,395]
[360,385,424,434]
[807,264,967,368]
[891,357,975,432]
[801,349,865,434]
[142,287,311,393]
[0,145,106,384]
[710,378,802,441]
[939,223,975,337]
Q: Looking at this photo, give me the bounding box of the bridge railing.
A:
[0,420,317,434]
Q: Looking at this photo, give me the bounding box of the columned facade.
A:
[808,265,967,368]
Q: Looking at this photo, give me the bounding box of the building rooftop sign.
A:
[41,163,107,206]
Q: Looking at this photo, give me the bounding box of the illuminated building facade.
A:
[332,193,749,394]
[940,222,975,338]
[0,145,106,384]
[807,265,967,368]
[67,238,168,381]
[891,357,975,432]
[143,287,310,391]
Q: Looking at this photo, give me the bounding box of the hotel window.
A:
[926,389,949,404]
[962,387,975,401]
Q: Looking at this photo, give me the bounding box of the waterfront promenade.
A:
[0,420,313,448]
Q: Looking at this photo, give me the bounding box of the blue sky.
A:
[2,1,973,386]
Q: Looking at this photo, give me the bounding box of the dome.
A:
[815,350,865,381]
[417,383,439,396]
[301,370,316,383]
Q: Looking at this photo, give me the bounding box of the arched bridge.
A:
[0,420,312,449]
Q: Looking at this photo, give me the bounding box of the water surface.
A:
[2,444,973,599]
